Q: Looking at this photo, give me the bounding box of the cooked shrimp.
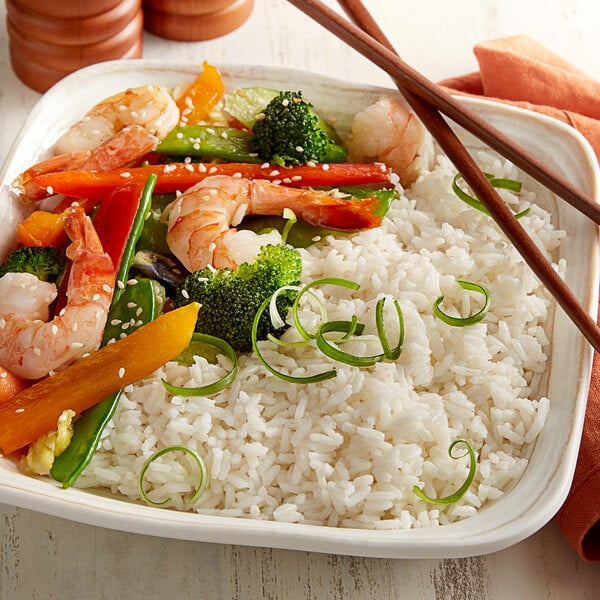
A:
[165,175,383,271]
[346,96,434,186]
[55,85,179,154]
[0,206,115,380]
[13,125,159,203]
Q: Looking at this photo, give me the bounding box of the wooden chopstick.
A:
[288,0,600,227]
[287,0,600,353]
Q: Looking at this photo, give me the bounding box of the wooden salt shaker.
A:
[6,0,144,93]
[142,0,254,41]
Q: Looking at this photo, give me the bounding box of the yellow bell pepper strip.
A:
[0,302,200,456]
[51,278,164,487]
[176,61,225,126]
[16,210,68,248]
[29,162,393,200]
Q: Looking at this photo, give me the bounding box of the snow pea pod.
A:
[157,125,263,163]
[51,176,158,488]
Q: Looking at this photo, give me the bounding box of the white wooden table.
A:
[2,1,600,597]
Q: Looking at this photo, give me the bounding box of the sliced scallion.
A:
[413,439,476,505]
[281,208,297,244]
[252,294,337,383]
[452,172,529,218]
[162,333,237,396]
[139,445,207,507]
[292,277,361,341]
[434,280,491,327]
[315,318,382,367]
[375,297,404,360]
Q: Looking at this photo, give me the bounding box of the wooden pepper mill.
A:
[142,0,254,41]
[6,0,144,93]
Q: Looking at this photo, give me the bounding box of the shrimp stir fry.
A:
[0,207,114,380]
[12,85,180,202]
[165,175,383,271]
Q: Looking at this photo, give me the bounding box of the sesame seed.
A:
[295,146,304,153]
[0,318,5,330]
[176,132,184,139]
[135,320,144,327]
[273,179,282,185]
[102,284,112,293]
[127,302,136,308]
[207,128,215,135]
[117,280,125,289]
[51,324,58,335]
[181,289,190,299]
[208,166,218,174]
[33,347,41,356]
[71,342,84,349]
[118,367,125,379]
[93,294,101,301]
[0,372,6,379]
[192,143,200,150]
[46,186,54,195]
[120,172,132,178]
[198,164,207,173]
[185,164,194,172]
[291,176,303,181]
[232,172,242,178]
[136,307,143,316]
[127,279,138,285]
[15,408,25,414]
[122,322,130,330]
[111,319,122,326]
[269,170,280,177]
[261,162,270,169]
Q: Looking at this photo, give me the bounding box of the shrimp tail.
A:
[298,196,383,230]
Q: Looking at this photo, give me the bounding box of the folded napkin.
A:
[441,35,600,562]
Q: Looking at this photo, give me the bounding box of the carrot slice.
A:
[0,302,200,455]
[0,368,29,405]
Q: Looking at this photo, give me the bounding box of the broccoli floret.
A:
[0,246,66,283]
[251,91,347,166]
[172,244,302,352]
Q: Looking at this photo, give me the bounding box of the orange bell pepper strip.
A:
[0,302,200,455]
[0,367,29,406]
[16,210,68,248]
[29,162,393,200]
[176,61,225,125]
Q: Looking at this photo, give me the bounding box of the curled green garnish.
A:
[252,293,337,383]
[452,172,529,219]
[434,280,491,327]
[413,439,477,505]
[292,277,361,341]
[162,333,237,396]
[376,297,404,360]
[281,208,297,244]
[139,445,207,507]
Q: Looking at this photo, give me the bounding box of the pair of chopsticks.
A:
[287,0,600,353]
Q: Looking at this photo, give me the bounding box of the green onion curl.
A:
[162,333,237,396]
[376,297,404,360]
[281,208,297,244]
[434,280,491,327]
[252,293,337,384]
[452,172,530,219]
[413,439,477,505]
[292,277,361,341]
[139,445,208,507]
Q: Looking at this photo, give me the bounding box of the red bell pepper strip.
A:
[29,162,392,200]
[92,180,148,271]
[53,179,151,315]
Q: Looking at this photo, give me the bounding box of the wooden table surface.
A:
[1,1,600,598]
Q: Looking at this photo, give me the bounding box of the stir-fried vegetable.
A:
[27,162,393,200]
[0,302,200,455]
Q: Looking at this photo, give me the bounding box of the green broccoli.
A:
[172,244,303,352]
[0,246,66,283]
[251,90,347,166]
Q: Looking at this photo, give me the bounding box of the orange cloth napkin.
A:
[441,35,600,562]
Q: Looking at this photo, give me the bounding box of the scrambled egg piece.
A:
[22,410,76,475]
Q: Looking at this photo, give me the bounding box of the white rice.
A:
[75,150,564,529]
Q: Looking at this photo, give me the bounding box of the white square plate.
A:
[0,61,598,558]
